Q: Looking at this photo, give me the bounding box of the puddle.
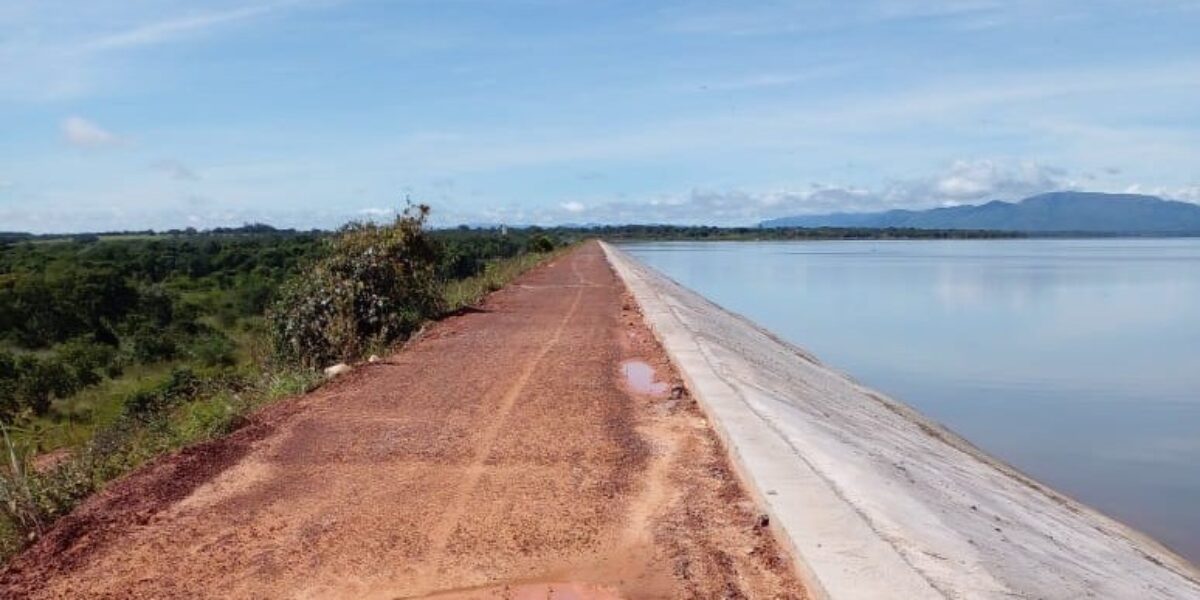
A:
[621,360,669,397]
[422,582,625,599]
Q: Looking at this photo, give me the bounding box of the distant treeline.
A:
[4,222,1025,246]
[579,224,1024,240]
[0,223,316,245]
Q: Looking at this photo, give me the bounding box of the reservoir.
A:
[623,239,1200,563]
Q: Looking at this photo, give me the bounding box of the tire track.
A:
[421,254,587,572]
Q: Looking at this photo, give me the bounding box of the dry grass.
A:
[442,248,569,312]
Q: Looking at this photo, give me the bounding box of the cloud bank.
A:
[526,159,1079,225]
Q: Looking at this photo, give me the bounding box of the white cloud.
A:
[84,3,287,52]
[150,159,199,181]
[1177,186,1200,202]
[1122,184,1200,203]
[0,1,320,100]
[60,115,120,147]
[516,159,1075,226]
[929,160,1067,201]
[661,0,1010,36]
[350,58,1200,180]
[692,63,853,92]
[661,1,1198,37]
[499,187,883,226]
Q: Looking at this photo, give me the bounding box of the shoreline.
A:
[602,241,1200,599]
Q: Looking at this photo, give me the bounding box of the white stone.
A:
[323,363,352,378]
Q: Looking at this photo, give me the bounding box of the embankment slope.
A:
[603,241,1200,600]
[1,243,804,599]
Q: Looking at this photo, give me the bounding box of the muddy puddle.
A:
[420,581,625,599]
[620,360,668,396]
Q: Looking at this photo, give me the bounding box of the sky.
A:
[2,0,1199,232]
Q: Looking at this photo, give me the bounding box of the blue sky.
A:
[2,0,1199,232]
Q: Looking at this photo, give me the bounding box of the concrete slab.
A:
[603,242,1200,600]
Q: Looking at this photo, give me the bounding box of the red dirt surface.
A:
[1,242,806,599]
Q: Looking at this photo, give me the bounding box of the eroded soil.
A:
[1,242,805,599]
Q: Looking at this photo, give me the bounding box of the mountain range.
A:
[759,192,1200,233]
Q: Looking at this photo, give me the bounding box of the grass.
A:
[13,315,269,457]
[0,366,322,560]
[442,249,567,312]
[37,363,178,449]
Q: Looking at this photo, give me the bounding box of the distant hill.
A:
[760,192,1200,234]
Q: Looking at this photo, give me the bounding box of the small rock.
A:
[324,363,352,378]
[755,513,770,528]
[368,354,381,363]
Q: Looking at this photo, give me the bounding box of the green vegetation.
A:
[0,226,324,425]
[269,207,443,369]
[443,248,567,312]
[0,211,566,561]
[0,365,320,558]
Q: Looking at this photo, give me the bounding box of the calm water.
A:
[624,239,1200,562]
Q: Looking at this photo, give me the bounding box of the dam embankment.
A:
[0,243,806,599]
[602,241,1200,600]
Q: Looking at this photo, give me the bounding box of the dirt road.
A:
[1,242,805,599]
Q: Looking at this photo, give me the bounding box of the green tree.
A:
[526,234,555,253]
[0,351,19,419]
[56,338,117,387]
[13,356,77,416]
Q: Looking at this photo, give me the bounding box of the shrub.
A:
[526,233,556,253]
[0,338,121,419]
[56,338,117,388]
[0,353,18,420]
[235,278,274,315]
[127,325,179,363]
[121,367,203,420]
[268,205,444,369]
[0,425,93,547]
[9,356,77,417]
[188,333,238,368]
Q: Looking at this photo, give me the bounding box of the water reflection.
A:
[625,239,1200,562]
